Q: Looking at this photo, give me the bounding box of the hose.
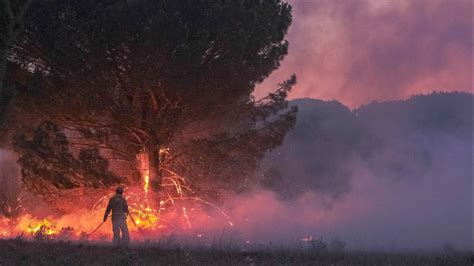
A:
[84,216,108,238]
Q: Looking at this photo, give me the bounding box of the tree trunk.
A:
[0,0,18,93]
[0,26,12,110]
[0,45,7,92]
[147,143,161,192]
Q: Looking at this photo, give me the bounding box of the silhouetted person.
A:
[104,186,130,246]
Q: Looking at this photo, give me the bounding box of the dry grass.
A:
[0,238,472,266]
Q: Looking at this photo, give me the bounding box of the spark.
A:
[182,207,192,228]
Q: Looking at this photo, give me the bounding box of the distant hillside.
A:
[259,92,473,199]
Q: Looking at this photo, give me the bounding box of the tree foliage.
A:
[13,121,122,195]
[8,0,297,195]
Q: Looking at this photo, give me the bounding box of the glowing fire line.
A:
[0,148,234,239]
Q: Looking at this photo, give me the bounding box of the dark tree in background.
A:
[4,0,297,197]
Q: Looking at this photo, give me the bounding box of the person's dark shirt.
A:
[104,194,129,220]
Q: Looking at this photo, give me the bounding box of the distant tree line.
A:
[261,92,472,200]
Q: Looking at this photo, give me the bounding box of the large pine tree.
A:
[7,0,297,197]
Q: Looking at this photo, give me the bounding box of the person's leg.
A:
[120,218,130,246]
[112,220,121,245]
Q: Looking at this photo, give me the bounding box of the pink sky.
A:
[254,0,473,108]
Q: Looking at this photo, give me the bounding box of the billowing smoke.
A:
[0,150,22,218]
[255,0,472,108]
[136,92,472,251]
[242,92,472,250]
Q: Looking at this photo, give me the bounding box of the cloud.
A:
[255,0,472,108]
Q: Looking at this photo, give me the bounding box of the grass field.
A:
[0,239,472,265]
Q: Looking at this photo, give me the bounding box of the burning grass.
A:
[0,150,234,241]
